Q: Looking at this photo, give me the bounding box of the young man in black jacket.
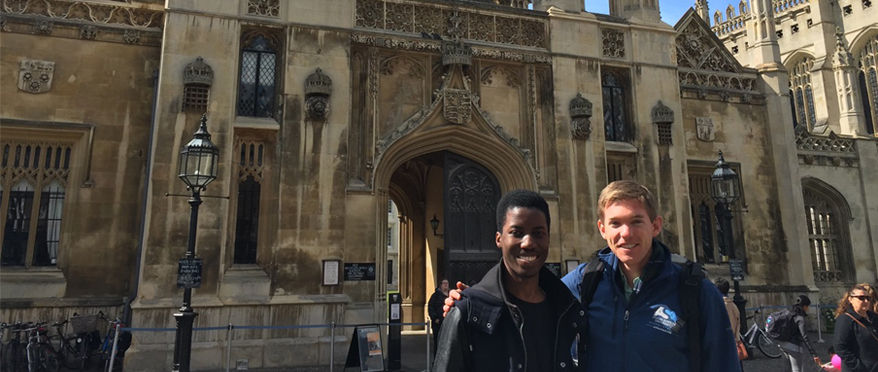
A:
[432,189,586,372]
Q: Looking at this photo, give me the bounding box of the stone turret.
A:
[609,0,661,23]
[695,0,709,25]
[532,0,582,12]
[831,27,868,135]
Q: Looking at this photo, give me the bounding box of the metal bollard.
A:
[226,324,233,372]
[108,322,121,372]
[816,304,825,343]
[426,321,431,372]
[330,321,335,372]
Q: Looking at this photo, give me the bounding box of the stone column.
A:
[374,188,389,323]
[831,28,868,136]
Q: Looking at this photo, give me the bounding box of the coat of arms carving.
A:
[442,88,472,124]
[18,60,55,94]
[696,117,715,142]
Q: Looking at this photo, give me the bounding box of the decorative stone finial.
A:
[305,68,332,122]
[569,93,593,141]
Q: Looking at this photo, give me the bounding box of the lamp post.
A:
[173,114,219,372]
[710,150,747,335]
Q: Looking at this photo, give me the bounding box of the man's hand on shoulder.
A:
[442,281,469,317]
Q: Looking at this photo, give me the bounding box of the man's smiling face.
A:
[598,198,663,273]
[496,206,549,281]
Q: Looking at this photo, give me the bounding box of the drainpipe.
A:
[123,69,160,325]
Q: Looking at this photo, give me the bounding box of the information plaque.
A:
[177,258,203,289]
[344,263,376,281]
[729,259,745,281]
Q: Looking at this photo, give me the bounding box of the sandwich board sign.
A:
[345,324,385,371]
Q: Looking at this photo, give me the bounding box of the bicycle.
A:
[739,308,784,359]
[46,318,93,371]
[23,322,59,372]
[94,315,131,372]
[2,322,29,372]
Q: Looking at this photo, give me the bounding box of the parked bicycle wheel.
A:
[756,332,783,358]
[36,344,60,372]
[2,341,27,372]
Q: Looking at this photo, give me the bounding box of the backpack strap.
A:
[679,260,704,372]
[579,257,605,307]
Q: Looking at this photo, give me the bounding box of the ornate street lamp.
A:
[429,214,444,238]
[173,114,219,372]
[710,150,747,335]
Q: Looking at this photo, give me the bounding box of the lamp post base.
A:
[173,309,199,372]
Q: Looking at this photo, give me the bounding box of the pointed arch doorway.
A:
[387,151,501,328]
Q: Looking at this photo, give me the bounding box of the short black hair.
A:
[713,277,730,295]
[495,189,550,232]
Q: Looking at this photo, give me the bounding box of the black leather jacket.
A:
[432,262,587,372]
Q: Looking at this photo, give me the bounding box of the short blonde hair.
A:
[598,180,659,221]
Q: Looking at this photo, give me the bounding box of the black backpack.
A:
[765,309,796,342]
[579,252,705,372]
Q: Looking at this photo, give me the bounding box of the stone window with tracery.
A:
[233,138,266,264]
[803,186,852,283]
[238,29,281,119]
[601,70,631,142]
[790,57,817,130]
[0,141,72,267]
[857,34,878,135]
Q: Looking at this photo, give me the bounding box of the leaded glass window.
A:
[601,71,630,142]
[858,35,878,134]
[803,188,850,283]
[0,142,72,267]
[238,30,280,118]
[789,89,799,128]
[233,139,265,264]
[790,57,816,130]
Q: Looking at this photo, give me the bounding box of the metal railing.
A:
[118,320,433,372]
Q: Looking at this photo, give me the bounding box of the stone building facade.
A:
[709,0,878,304]
[0,0,875,370]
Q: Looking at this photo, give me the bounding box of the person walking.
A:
[716,277,745,369]
[778,295,821,372]
[428,278,450,352]
[833,283,878,372]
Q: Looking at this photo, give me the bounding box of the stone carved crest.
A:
[304,68,332,122]
[696,117,715,142]
[80,25,97,40]
[441,88,473,124]
[569,93,593,140]
[18,60,54,94]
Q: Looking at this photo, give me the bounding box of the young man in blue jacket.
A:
[562,180,740,371]
[433,189,586,372]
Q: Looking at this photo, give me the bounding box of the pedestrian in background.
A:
[715,277,745,369]
[428,278,450,352]
[778,295,821,372]
[833,283,878,372]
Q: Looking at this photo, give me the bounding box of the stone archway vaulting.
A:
[373,105,537,193]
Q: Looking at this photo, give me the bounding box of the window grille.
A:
[183,85,209,112]
[238,31,279,118]
[0,142,71,267]
[790,57,816,130]
[233,139,265,264]
[601,71,630,142]
[858,35,878,134]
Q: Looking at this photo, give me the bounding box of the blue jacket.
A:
[561,240,741,372]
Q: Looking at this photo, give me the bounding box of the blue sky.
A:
[583,0,735,25]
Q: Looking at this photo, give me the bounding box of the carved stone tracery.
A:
[247,0,280,18]
[354,0,547,49]
[2,0,164,29]
[602,28,625,58]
